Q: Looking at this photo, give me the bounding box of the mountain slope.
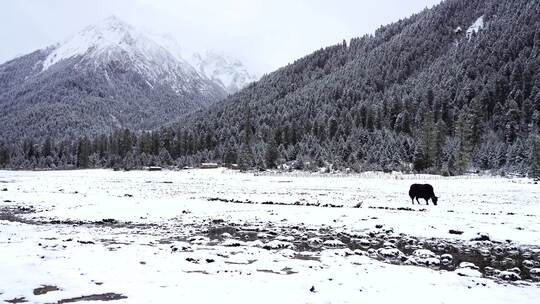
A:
[0,16,226,140]
[172,0,540,173]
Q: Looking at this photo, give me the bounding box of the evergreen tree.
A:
[119,129,133,158]
[469,97,484,146]
[76,137,90,168]
[441,137,459,176]
[423,112,437,168]
[42,137,52,158]
[529,136,540,178]
[158,148,172,166]
[456,109,474,173]
[238,105,254,170]
[123,151,135,170]
[264,135,279,168]
[413,140,427,172]
[223,145,237,165]
[505,100,521,143]
[394,110,411,134]
[0,143,9,168]
[328,117,339,139]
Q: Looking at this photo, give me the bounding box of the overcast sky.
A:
[0,0,441,74]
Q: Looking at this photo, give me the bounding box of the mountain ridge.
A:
[152,34,258,94]
[0,16,229,140]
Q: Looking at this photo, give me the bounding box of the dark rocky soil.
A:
[2,203,539,284]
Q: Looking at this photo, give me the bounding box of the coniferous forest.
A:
[1,0,540,176]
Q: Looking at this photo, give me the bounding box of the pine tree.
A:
[394,110,411,134]
[0,143,9,168]
[433,120,447,168]
[151,132,160,156]
[441,137,459,176]
[158,148,172,166]
[76,137,90,168]
[529,136,540,179]
[223,145,237,165]
[119,129,133,158]
[413,140,426,172]
[328,117,338,139]
[265,135,279,168]
[238,105,254,170]
[123,151,135,170]
[456,109,473,173]
[423,112,437,168]
[469,97,484,146]
[505,100,520,143]
[42,137,52,158]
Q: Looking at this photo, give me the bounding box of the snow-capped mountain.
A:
[42,16,220,98]
[0,16,227,140]
[190,51,258,94]
[154,35,258,94]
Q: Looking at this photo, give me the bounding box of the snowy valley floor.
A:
[1,169,539,303]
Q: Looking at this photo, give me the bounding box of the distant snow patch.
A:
[466,16,484,39]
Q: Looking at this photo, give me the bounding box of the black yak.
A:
[409,184,438,205]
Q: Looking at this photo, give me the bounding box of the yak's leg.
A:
[416,198,421,204]
[411,197,415,204]
[425,198,429,205]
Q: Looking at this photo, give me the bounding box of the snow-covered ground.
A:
[1,169,539,303]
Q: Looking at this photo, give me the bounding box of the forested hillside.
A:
[2,0,540,176]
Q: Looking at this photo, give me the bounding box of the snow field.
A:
[1,169,539,303]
